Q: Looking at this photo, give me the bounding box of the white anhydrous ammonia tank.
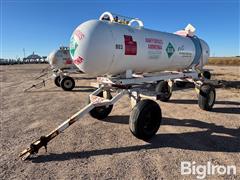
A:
[48,47,75,70]
[70,12,210,76]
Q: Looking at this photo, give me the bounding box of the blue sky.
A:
[1,0,239,59]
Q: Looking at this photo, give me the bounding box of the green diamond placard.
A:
[166,42,175,58]
[70,36,78,58]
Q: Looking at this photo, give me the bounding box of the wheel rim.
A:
[208,90,215,106]
[64,80,73,89]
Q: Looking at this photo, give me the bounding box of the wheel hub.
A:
[64,80,73,88]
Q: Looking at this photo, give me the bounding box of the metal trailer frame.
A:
[19,69,215,160]
[52,68,83,80]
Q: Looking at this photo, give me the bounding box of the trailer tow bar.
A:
[19,87,126,160]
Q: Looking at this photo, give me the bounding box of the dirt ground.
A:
[0,64,239,179]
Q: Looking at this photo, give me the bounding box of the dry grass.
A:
[208,57,240,65]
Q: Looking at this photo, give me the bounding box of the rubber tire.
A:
[198,84,216,111]
[60,76,75,91]
[176,81,187,88]
[54,76,61,87]
[156,81,172,102]
[202,71,211,79]
[129,99,162,140]
[89,92,113,120]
